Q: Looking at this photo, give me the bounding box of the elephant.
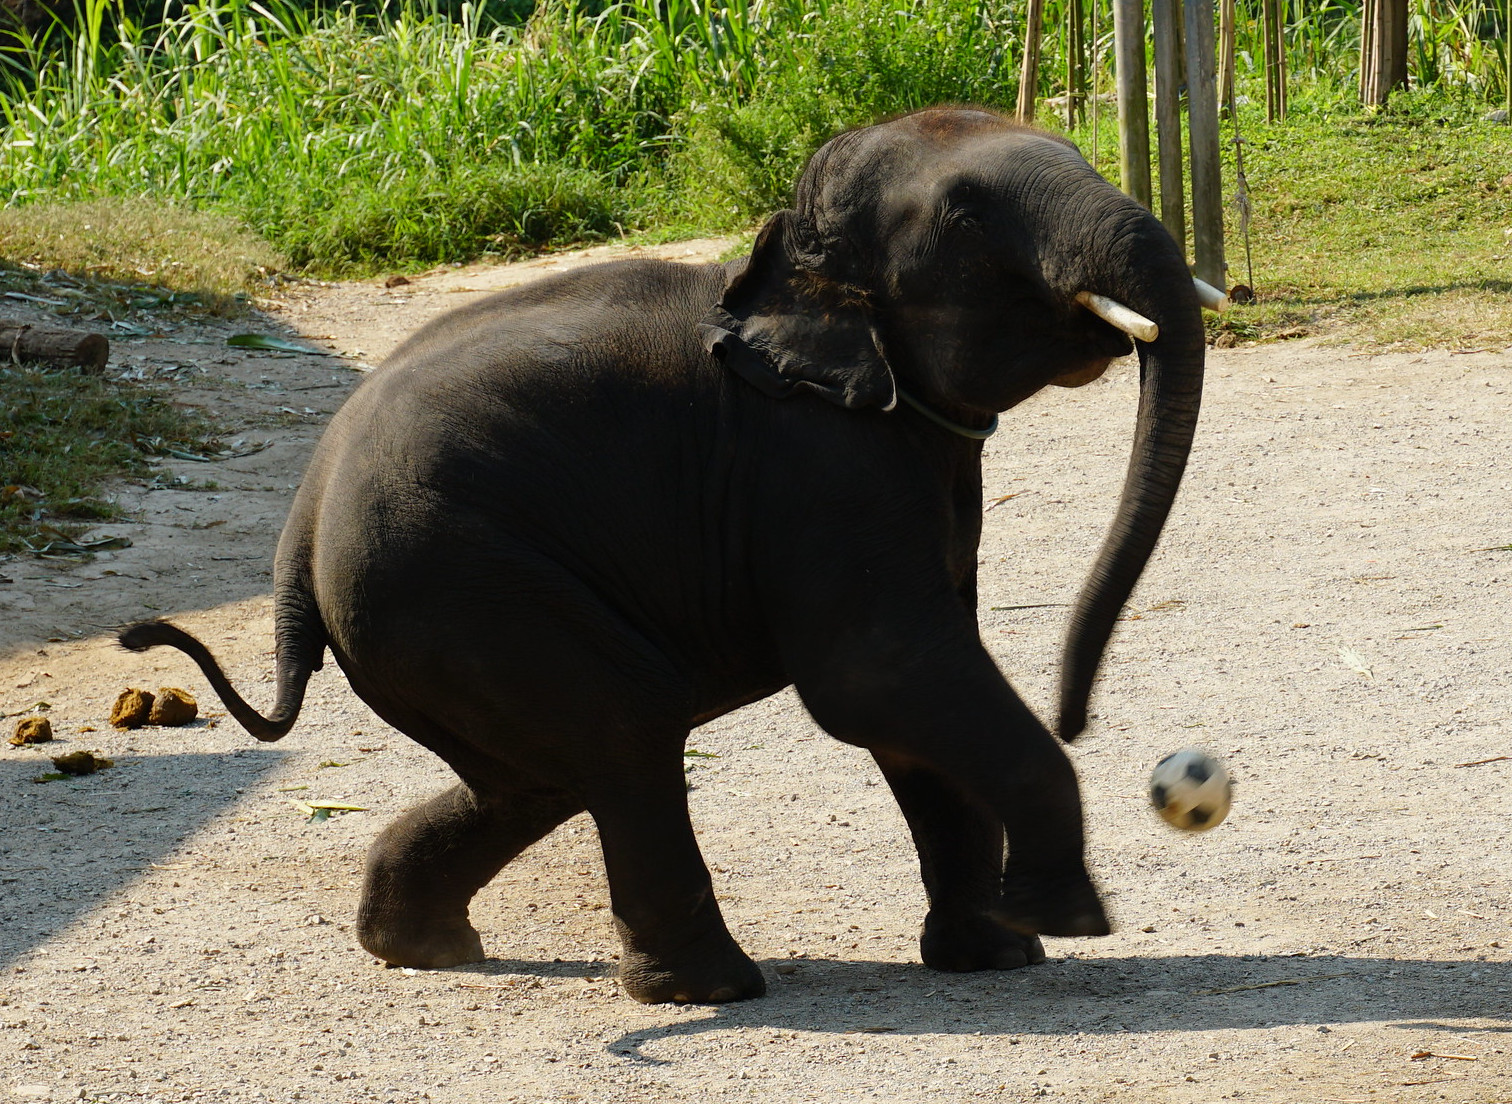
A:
[121,105,1214,1005]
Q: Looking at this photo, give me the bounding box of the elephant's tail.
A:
[119,588,324,743]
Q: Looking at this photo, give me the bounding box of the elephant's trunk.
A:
[1056,222,1206,741]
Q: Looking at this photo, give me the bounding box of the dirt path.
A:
[1,241,1509,1103]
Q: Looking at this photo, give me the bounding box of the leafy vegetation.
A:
[0,0,1037,266]
[2,0,1508,275]
[0,365,222,554]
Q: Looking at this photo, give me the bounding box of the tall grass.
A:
[1,0,1509,273]
[4,0,667,265]
[0,0,1038,266]
[1224,0,1509,99]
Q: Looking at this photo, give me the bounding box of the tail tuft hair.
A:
[119,620,179,652]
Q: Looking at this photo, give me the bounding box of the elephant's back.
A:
[381,257,729,385]
[312,255,733,502]
[295,257,768,694]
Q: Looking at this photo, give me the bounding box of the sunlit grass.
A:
[1218,89,1512,347]
[0,197,284,307]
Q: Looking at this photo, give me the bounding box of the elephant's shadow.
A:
[459,952,1512,1060]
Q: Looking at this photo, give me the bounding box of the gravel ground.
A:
[1,242,1509,1103]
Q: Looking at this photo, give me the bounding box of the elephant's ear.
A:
[698,210,896,412]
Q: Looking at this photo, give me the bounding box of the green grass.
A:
[0,196,283,308]
[0,0,1034,267]
[2,0,666,269]
[1055,81,1512,349]
[1226,88,1512,348]
[2,0,1508,291]
[0,365,224,554]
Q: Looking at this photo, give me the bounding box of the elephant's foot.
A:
[920,909,1046,972]
[357,911,486,969]
[616,925,766,1004]
[996,865,1110,939]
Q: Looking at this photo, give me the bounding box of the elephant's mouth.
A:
[1051,277,1227,390]
[1050,358,1113,388]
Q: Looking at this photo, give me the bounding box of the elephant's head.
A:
[703,106,1209,740]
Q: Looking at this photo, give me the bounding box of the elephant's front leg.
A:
[871,750,1045,972]
[586,749,766,1005]
[358,782,582,968]
[795,633,1109,941]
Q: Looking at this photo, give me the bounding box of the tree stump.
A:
[0,324,109,372]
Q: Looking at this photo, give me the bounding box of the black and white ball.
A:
[1148,748,1232,831]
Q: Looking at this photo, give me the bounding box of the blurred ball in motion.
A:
[1149,748,1231,831]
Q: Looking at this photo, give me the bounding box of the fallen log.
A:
[0,323,109,372]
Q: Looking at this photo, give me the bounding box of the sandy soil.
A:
[1,239,1510,1104]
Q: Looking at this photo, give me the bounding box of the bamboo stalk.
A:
[1114,0,1152,208]
[1018,0,1045,123]
[1263,0,1278,119]
[1091,0,1101,173]
[1359,0,1375,104]
[1184,0,1226,289]
[1275,0,1288,117]
[1152,0,1186,254]
[1263,0,1287,120]
[1218,0,1235,111]
[1067,0,1086,130]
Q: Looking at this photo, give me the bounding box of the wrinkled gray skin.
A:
[122,107,1204,1005]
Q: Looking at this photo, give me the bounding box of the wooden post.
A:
[1018,0,1045,123]
[1183,0,1225,289]
[1360,0,1407,107]
[1218,0,1235,112]
[1361,0,1378,104]
[1152,0,1186,254]
[1277,0,1288,118]
[1113,0,1152,208]
[1067,0,1087,130]
[1262,0,1287,120]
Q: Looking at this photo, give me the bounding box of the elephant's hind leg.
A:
[584,747,765,1005]
[872,750,1045,972]
[357,782,582,968]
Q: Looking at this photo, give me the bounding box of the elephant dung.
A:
[50,750,113,775]
[109,687,155,729]
[148,687,198,727]
[9,715,53,746]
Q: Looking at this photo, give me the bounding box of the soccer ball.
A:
[1148,748,1232,831]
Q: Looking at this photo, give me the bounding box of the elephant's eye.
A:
[943,204,985,234]
[937,181,988,234]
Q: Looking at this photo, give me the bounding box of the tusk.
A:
[1075,291,1159,343]
[1194,277,1230,312]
